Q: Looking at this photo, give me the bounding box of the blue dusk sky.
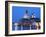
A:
[12,6,40,23]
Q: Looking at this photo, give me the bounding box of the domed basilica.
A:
[12,10,40,30]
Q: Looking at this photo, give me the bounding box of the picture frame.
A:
[5,1,45,36]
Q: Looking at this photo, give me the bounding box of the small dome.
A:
[23,14,29,18]
[31,12,35,18]
[32,15,35,18]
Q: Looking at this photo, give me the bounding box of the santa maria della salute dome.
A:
[12,10,41,30]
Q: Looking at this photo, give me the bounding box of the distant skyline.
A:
[12,6,40,23]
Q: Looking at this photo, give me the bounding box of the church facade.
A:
[12,10,40,30]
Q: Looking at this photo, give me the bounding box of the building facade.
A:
[12,10,40,30]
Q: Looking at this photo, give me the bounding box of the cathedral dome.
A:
[23,10,30,19]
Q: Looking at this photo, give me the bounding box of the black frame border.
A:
[5,1,45,36]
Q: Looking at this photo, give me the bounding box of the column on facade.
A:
[21,25,23,30]
[14,23,18,30]
[30,24,31,30]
